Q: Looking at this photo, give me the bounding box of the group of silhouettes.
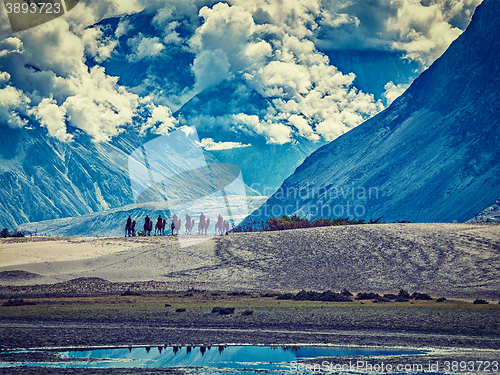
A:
[125,213,230,237]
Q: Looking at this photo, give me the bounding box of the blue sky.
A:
[0,0,481,147]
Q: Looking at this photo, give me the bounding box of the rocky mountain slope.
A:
[246,0,499,223]
[0,125,140,229]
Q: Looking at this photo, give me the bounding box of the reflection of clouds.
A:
[59,345,426,369]
[61,345,298,369]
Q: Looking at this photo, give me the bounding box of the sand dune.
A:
[0,223,498,299]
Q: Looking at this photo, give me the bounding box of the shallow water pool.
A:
[1,345,429,373]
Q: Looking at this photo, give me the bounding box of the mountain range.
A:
[1,0,497,235]
[246,0,499,224]
[0,16,416,231]
[0,124,138,229]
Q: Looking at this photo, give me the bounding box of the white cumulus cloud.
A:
[0,0,481,146]
[142,104,178,135]
[127,33,165,62]
[383,81,411,106]
[200,137,251,150]
[0,71,11,84]
[316,0,481,67]
[186,2,385,144]
[0,13,177,143]
[115,19,134,38]
[0,85,31,128]
[30,97,71,142]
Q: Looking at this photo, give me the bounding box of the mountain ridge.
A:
[246,0,499,224]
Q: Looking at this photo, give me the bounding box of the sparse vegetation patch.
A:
[2,298,36,307]
[293,290,352,302]
[233,214,410,232]
[212,307,236,315]
[474,299,489,305]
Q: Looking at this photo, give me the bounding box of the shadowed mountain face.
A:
[322,49,420,100]
[0,125,141,229]
[0,123,261,231]
[247,0,500,223]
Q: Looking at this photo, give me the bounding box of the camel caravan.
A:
[125,213,230,237]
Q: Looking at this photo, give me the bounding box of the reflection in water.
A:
[58,345,426,369]
[0,345,428,373]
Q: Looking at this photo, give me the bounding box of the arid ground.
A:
[1,223,499,298]
[0,223,499,374]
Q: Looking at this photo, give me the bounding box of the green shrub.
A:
[473,299,489,305]
[2,298,36,307]
[212,307,235,315]
[412,292,432,300]
[356,292,381,300]
[292,290,352,302]
[234,214,408,233]
[0,228,25,238]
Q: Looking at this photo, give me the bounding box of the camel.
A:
[171,214,182,235]
[215,214,224,235]
[155,215,165,235]
[144,220,153,236]
[185,215,195,235]
[125,216,133,237]
[198,217,210,235]
[125,219,136,237]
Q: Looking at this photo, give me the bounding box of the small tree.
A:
[0,228,10,238]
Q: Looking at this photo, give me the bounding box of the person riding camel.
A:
[199,212,205,225]
[170,214,177,235]
[143,215,151,236]
[126,216,132,236]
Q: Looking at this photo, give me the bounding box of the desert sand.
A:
[1,223,499,299]
[0,223,499,374]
